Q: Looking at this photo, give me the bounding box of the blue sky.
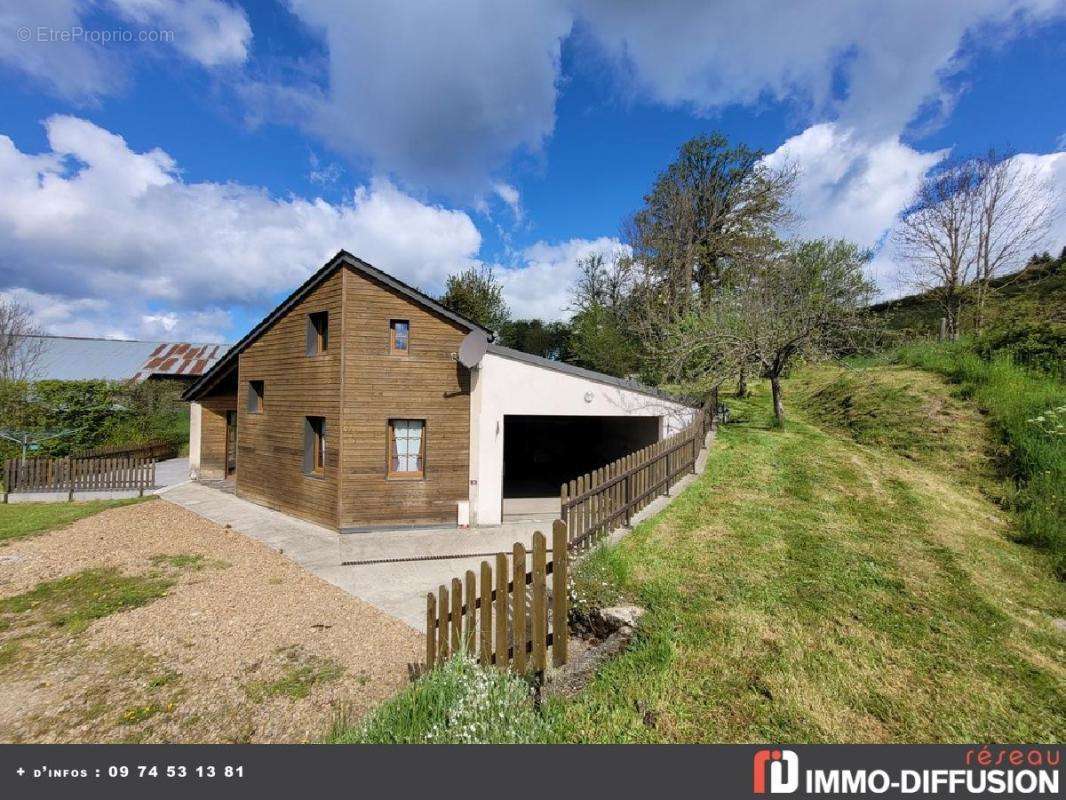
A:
[0,1,1063,343]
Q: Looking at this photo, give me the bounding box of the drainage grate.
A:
[341,549,552,567]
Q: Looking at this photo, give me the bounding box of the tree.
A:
[0,297,45,382]
[653,238,874,425]
[970,150,1056,333]
[568,252,641,377]
[626,132,796,314]
[895,160,980,340]
[498,318,571,360]
[438,265,510,333]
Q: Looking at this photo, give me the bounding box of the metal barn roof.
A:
[25,335,227,382]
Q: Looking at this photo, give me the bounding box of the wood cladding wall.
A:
[339,266,471,527]
[198,394,235,479]
[235,270,342,528]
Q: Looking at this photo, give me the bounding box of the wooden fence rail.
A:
[426,520,568,673]
[561,390,716,551]
[80,439,178,461]
[2,455,156,500]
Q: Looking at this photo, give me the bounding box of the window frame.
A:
[387,418,425,480]
[306,311,329,356]
[389,319,410,355]
[247,380,265,414]
[304,416,326,477]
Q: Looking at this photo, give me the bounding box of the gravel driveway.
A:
[0,499,420,743]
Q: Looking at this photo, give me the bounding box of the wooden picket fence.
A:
[424,391,720,674]
[426,521,568,674]
[2,455,155,501]
[561,391,717,551]
[80,439,178,461]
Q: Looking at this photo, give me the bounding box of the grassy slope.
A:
[869,257,1065,335]
[550,372,1065,743]
[0,497,152,545]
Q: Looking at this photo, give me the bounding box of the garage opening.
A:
[502,415,660,518]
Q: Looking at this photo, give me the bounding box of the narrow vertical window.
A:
[389,319,410,354]
[247,380,264,413]
[304,416,326,476]
[388,419,424,478]
[306,311,329,355]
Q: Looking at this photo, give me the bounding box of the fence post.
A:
[479,561,492,666]
[623,454,632,526]
[438,584,449,661]
[552,520,569,668]
[531,531,547,673]
[463,570,477,655]
[494,552,508,670]
[426,592,436,669]
[450,577,462,655]
[512,542,527,674]
[67,456,74,502]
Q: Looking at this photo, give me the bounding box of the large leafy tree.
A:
[438,265,510,334]
[567,252,642,378]
[498,318,571,360]
[654,238,875,425]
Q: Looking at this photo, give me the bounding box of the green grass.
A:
[547,382,1065,742]
[148,553,227,571]
[895,341,1065,577]
[0,497,152,546]
[0,567,173,634]
[245,648,345,702]
[329,653,548,744]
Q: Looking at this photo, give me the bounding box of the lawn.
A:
[548,371,1065,742]
[347,365,1065,743]
[0,497,151,545]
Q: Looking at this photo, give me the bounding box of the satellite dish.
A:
[458,330,489,368]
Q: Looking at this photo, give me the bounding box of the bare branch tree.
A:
[970,149,1057,333]
[0,297,45,382]
[894,160,980,340]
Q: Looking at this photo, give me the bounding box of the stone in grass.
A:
[600,605,645,632]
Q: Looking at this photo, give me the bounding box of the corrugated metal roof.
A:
[24,336,227,382]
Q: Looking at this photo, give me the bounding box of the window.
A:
[388,419,424,478]
[304,416,326,476]
[389,319,410,354]
[247,380,264,414]
[306,311,329,355]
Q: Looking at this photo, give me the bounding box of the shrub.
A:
[329,653,549,744]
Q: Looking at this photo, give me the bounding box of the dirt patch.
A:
[0,500,420,743]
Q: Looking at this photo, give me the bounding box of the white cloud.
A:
[575,0,1066,139]
[110,0,252,67]
[492,182,524,223]
[497,237,629,321]
[0,0,250,100]
[266,0,573,192]
[764,123,947,249]
[0,116,482,339]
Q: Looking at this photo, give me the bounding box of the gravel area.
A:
[0,499,420,743]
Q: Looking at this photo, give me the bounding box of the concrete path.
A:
[161,481,547,631]
[161,430,715,633]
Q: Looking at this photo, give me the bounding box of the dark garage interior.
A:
[503,415,660,499]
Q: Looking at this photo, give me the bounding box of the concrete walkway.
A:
[161,481,548,631]
[161,429,715,633]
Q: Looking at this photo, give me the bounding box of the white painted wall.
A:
[188,401,202,478]
[469,352,695,525]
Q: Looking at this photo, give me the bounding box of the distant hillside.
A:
[870,250,1066,336]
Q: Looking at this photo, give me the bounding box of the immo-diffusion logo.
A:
[754,749,800,794]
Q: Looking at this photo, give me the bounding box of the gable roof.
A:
[182,250,491,401]
[485,343,697,408]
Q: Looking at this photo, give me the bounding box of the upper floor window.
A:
[389,319,409,354]
[247,380,264,414]
[306,311,329,355]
